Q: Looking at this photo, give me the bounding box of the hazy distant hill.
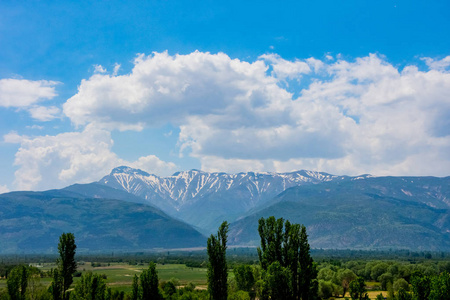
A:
[99,166,364,233]
[0,186,205,254]
[228,176,450,251]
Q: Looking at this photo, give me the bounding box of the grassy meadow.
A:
[0,262,213,293]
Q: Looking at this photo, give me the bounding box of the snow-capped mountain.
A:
[99,166,368,233]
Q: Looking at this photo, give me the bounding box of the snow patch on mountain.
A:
[99,166,357,212]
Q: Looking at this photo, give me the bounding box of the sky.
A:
[0,0,449,192]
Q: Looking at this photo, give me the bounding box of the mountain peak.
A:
[110,166,151,177]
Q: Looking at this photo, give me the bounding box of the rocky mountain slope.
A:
[228,176,450,250]
[99,166,365,232]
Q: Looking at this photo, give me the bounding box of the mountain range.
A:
[98,166,367,233]
[1,166,449,253]
[228,176,450,250]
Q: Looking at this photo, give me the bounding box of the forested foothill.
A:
[1,218,450,300]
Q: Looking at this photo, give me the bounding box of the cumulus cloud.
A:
[259,53,312,79]
[421,56,450,71]
[5,125,177,190]
[4,131,25,143]
[0,79,58,108]
[28,105,61,121]
[64,51,284,129]
[60,51,450,177]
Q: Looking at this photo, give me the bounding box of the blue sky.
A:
[1,0,449,191]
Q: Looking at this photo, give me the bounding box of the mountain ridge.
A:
[228,177,450,250]
[99,166,370,232]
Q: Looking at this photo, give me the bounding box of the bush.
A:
[228,290,251,300]
[393,278,409,291]
[319,280,334,299]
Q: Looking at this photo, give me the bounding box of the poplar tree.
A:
[50,269,63,300]
[7,265,28,300]
[131,274,140,300]
[299,225,318,300]
[140,262,160,300]
[257,216,318,300]
[52,233,77,300]
[207,221,229,300]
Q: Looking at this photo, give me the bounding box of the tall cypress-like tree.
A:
[130,274,140,300]
[284,221,300,300]
[140,262,160,300]
[207,221,229,300]
[7,265,28,300]
[257,217,284,270]
[257,217,318,300]
[50,269,63,300]
[299,225,318,300]
[56,233,77,300]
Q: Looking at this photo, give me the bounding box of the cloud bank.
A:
[5,52,450,190]
[64,52,450,174]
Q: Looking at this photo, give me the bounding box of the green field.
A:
[0,263,212,293]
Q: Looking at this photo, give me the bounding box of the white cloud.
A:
[4,131,25,143]
[7,125,177,190]
[94,65,107,74]
[60,51,450,177]
[64,51,283,129]
[260,53,312,79]
[0,79,58,108]
[421,56,450,71]
[0,185,9,194]
[28,105,61,121]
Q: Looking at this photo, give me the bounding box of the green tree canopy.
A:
[257,216,318,300]
[140,262,161,300]
[233,264,255,293]
[57,233,77,300]
[72,272,107,300]
[207,221,229,300]
[349,277,366,300]
[7,265,28,300]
